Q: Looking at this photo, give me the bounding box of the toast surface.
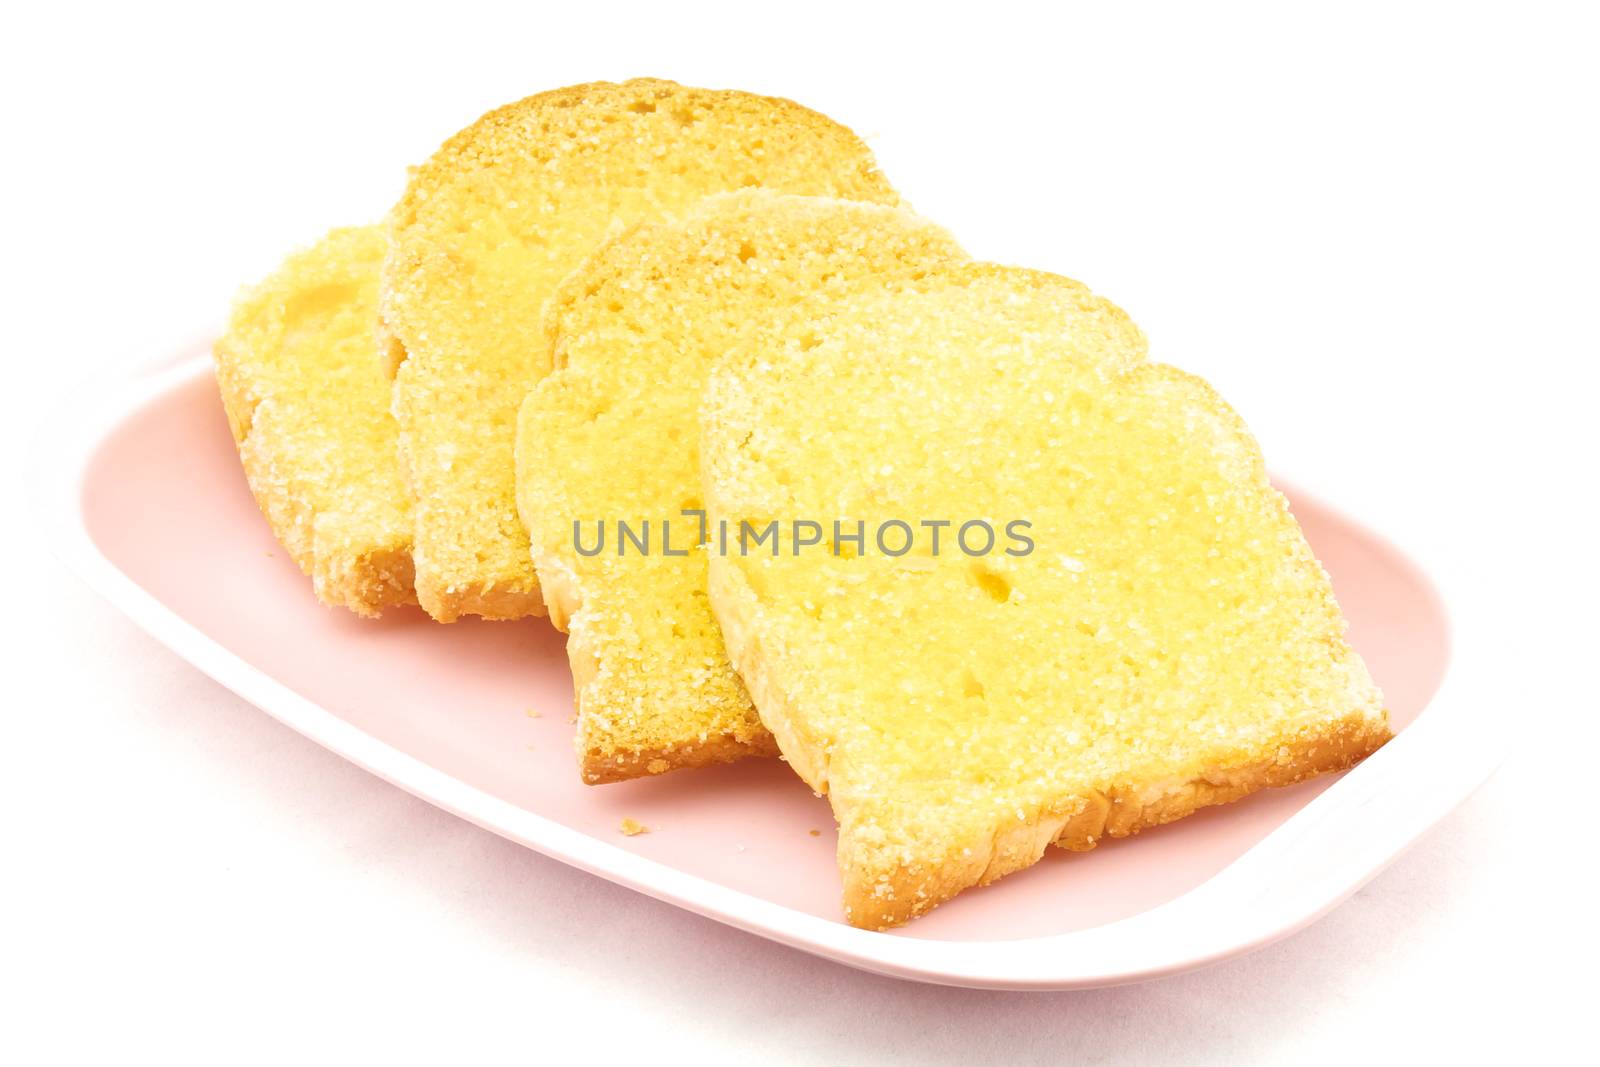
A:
[214,226,415,616]
[381,79,900,621]
[701,266,1389,928]
[517,191,966,783]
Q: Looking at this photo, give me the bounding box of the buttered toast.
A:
[214,226,415,616]
[517,191,966,783]
[381,78,903,622]
[700,264,1389,928]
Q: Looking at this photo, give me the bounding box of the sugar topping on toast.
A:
[215,226,415,616]
[701,264,1388,927]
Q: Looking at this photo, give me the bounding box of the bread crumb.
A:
[619,818,649,837]
[390,80,899,622]
[215,225,415,617]
[808,829,822,837]
[698,262,1389,928]
[520,189,958,782]
[525,708,542,718]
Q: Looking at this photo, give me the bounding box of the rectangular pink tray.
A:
[40,350,1501,988]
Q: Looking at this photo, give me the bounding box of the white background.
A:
[4,2,1596,1062]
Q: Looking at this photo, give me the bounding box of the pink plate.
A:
[39,350,1501,989]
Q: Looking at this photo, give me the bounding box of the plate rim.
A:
[32,348,1506,990]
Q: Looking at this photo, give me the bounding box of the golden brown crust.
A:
[579,734,783,785]
[850,713,1390,928]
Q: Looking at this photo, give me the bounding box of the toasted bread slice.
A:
[214,226,415,616]
[381,79,901,621]
[701,265,1389,928]
[516,191,966,783]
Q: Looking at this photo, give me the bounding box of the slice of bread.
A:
[214,226,415,616]
[516,191,966,783]
[381,78,902,622]
[701,264,1390,928]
